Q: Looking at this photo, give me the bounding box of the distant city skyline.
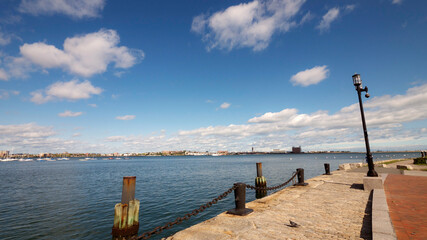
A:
[1,0,426,153]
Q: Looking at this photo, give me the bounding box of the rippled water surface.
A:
[0,152,419,239]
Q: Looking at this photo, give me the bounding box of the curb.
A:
[372,188,396,240]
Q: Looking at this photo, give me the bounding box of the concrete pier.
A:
[165,158,427,240]
[167,170,371,239]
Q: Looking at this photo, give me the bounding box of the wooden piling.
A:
[112,176,140,237]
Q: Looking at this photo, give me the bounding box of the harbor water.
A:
[0,152,419,239]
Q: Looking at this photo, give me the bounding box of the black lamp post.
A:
[352,73,378,177]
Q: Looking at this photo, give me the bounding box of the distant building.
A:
[0,150,10,158]
[291,146,302,154]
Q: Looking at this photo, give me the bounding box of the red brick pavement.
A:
[384,174,427,240]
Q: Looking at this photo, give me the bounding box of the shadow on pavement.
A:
[360,190,373,240]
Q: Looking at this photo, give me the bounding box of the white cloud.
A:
[5,57,35,79]
[5,84,427,153]
[19,0,106,19]
[317,7,340,32]
[248,108,298,123]
[106,136,127,142]
[116,115,136,121]
[0,68,9,80]
[0,123,55,138]
[345,5,356,12]
[192,0,306,51]
[392,0,403,4]
[58,110,83,117]
[19,29,144,77]
[0,30,12,46]
[31,79,102,104]
[290,65,329,86]
[88,103,97,107]
[220,102,231,109]
[172,83,427,151]
[0,122,108,153]
[114,71,125,77]
[0,89,19,99]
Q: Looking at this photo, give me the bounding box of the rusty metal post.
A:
[255,162,267,199]
[294,168,308,186]
[227,183,253,216]
[112,176,140,238]
[324,163,331,175]
[256,162,263,177]
[121,176,136,204]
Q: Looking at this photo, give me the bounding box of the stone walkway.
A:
[384,174,427,240]
[167,171,371,240]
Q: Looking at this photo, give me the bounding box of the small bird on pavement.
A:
[288,220,299,228]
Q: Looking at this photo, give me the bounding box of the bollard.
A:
[227,183,253,216]
[323,163,331,175]
[112,176,140,238]
[294,168,308,186]
[255,162,267,199]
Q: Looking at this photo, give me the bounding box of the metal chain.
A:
[131,170,300,240]
[246,170,299,191]
[132,185,237,240]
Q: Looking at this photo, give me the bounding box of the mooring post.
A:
[295,168,308,186]
[324,163,331,175]
[112,176,140,238]
[255,162,267,199]
[227,183,253,216]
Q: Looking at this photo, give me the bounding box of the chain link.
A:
[246,170,299,191]
[131,185,237,240]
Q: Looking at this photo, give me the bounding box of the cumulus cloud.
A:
[19,29,144,77]
[31,79,102,104]
[0,122,109,153]
[172,83,427,151]
[19,0,106,19]
[192,0,306,51]
[220,102,231,109]
[116,115,136,120]
[6,84,427,153]
[290,65,329,86]
[317,7,340,32]
[58,110,83,117]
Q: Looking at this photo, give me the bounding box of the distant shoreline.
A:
[0,150,422,159]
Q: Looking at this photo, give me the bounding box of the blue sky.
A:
[0,0,426,153]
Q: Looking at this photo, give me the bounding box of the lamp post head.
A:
[352,73,362,86]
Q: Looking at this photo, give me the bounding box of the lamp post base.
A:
[367,169,378,177]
